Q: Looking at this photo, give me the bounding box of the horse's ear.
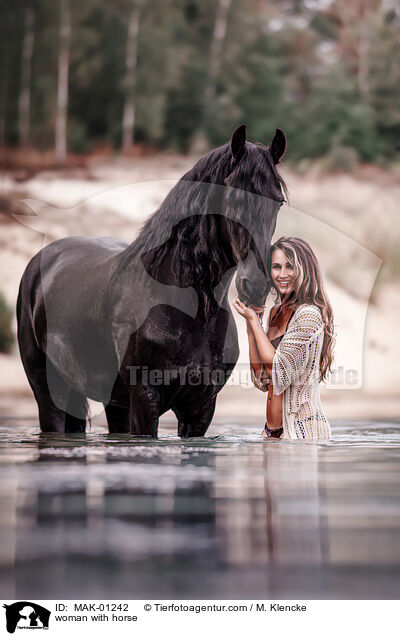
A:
[231,124,247,160]
[269,128,286,164]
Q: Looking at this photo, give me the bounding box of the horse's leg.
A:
[128,385,161,437]
[18,293,87,432]
[173,394,217,438]
[19,338,86,432]
[27,362,87,433]
[104,404,130,433]
[34,364,87,433]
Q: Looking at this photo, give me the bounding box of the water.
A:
[0,418,399,599]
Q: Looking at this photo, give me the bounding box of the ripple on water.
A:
[0,418,400,599]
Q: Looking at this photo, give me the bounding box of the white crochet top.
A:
[251,303,331,440]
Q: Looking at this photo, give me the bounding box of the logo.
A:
[3,603,50,633]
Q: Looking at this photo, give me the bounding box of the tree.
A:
[203,0,232,127]
[18,6,35,146]
[122,1,140,150]
[55,0,71,161]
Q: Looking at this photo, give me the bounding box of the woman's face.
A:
[270,248,296,297]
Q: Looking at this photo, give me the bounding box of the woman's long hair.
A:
[267,236,335,382]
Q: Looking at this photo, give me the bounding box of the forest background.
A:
[2,0,399,163]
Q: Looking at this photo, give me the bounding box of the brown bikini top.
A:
[269,305,296,350]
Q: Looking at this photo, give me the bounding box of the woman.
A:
[233,236,334,440]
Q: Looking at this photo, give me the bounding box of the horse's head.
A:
[135,122,286,319]
[225,124,287,308]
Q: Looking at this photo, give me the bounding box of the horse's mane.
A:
[116,141,287,316]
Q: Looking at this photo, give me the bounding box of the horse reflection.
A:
[8,434,219,597]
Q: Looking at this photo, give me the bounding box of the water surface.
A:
[0,418,399,599]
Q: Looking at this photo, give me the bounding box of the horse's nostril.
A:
[236,277,251,304]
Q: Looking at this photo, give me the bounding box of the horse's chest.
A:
[141,325,222,366]
[123,311,236,369]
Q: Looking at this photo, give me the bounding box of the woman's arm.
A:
[232,296,276,366]
[232,297,272,391]
[233,296,275,392]
[247,315,276,366]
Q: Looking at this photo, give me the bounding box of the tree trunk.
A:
[0,50,8,152]
[122,4,140,151]
[204,0,232,119]
[18,7,34,147]
[55,0,71,162]
[357,1,370,98]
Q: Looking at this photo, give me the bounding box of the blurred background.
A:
[2,0,400,160]
[1,0,400,422]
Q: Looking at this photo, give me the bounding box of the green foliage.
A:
[285,69,381,161]
[68,120,90,153]
[0,293,14,354]
[1,0,399,162]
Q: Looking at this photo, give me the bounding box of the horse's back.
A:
[20,235,126,291]
[18,235,127,322]
[29,236,127,271]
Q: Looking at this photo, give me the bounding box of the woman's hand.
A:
[232,296,259,323]
[234,297,275,366]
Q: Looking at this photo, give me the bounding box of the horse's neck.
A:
[139,209,236,277]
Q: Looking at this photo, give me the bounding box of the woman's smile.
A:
[276,280,294,295]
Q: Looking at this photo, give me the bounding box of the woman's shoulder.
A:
[292,303,323,324]
[294,303,322,314]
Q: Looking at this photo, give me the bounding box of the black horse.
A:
[17,124,287,437]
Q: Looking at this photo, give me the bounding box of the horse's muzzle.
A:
[235,275,269,309]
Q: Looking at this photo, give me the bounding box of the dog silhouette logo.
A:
[3,602,50,633]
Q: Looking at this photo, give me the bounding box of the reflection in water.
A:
[215,442,324,567]
[263,444,323,565]
[0,419,400,599]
